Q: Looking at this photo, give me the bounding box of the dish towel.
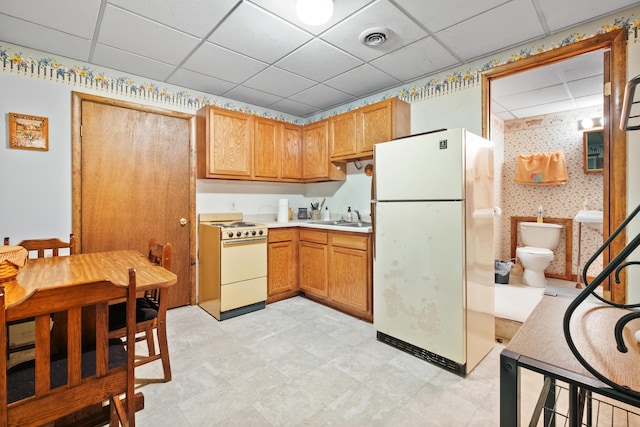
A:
[515,151,568,185]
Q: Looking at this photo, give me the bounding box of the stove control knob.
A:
[244,231,250,236]
[259,230,264,235]
[251,230,256,236]
[228,232,234,238]
[236,231,242,237]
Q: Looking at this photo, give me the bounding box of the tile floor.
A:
[134,297,515,426]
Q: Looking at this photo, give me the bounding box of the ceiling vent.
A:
[359,27,391,46]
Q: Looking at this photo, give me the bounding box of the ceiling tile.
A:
[0,14,92,61]
[107,0,241,38]
[435,0,545,61]
[534,0,640,32]
[393,0,508,32]
[98,5,200,65]
[167,68,236,95]
[243,67,316,98]
[207,1,312,64]
[511,99,579,118]
[93,44,176,81]
[567,75,604,98]
[183,42,268,84]
[248,0,375,35]
[276,39,363,82]
[320,0,429,62]
[0,0,100,38]
[370,37,459,82]
[499,85,570,111]
[324,64,399,98]
[267,98,320,117]
[290,84,355,109]
[223,85,283,107]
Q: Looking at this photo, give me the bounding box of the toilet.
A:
[515,222,563,287]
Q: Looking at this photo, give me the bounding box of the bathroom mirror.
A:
[583,129,604,174]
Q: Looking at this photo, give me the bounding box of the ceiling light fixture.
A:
[296,0,333,26]
[359,27,391,46]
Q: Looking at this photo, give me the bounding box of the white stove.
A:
[198,213,268,320]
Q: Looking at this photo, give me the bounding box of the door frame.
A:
[71,92,197,305]
[481,28,627,303]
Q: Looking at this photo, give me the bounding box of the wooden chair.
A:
[17,234,75,258]
[0,269,137,426]
[4,234,74,358]
[109,239,172,382]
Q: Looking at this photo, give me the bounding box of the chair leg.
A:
[145,328,156,356]
[156,320,172,382]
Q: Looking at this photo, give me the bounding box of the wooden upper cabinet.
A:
[302,119,330,180]
[196,105,253,179]
[303,119,346,182]
[329,98,411,161]
[254,117,281,180]
[281,123,303,180]
[330,111,358,158]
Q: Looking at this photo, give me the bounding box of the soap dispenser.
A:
[537,205,544,223]
[346,207,352,222]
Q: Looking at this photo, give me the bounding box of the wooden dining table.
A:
[3,249,177,308]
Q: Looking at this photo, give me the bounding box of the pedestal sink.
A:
[574,209,603,233]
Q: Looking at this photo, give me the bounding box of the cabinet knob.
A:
[179,218,188,226]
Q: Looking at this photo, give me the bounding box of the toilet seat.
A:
[516,246,553,257]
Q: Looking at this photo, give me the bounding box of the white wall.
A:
[0,73,73,243]
[410,86,482,136]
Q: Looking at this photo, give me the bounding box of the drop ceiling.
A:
[0,0,638,118]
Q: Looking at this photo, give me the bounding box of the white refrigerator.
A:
[373,128,495,375]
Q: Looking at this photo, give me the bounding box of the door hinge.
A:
[604,82,611,96]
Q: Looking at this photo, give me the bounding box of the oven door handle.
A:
[222,237,267,246]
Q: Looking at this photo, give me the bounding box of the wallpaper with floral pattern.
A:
[495,107,604,280]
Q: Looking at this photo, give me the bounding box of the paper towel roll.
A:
[277,199,289,223]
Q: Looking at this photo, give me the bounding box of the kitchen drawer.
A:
[329,232,369,251]
[268,228,297,243]
[299,229,328,244]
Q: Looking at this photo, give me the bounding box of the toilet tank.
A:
[519,222,562,249]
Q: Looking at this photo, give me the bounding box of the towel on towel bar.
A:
[515,151,568,185]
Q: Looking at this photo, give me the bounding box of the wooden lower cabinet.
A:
[267,228,299,303]
[328,234,370,314]
[298,229,329,298]
[298,228,372,321]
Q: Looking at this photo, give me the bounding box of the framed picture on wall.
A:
[8,112,49,151]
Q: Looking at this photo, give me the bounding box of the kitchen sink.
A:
[309,220,372,228]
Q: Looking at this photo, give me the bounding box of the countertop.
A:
[253,218,372,234]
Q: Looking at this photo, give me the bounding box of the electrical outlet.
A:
[231,200,236,210]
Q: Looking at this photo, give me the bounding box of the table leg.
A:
[500,350,520,427]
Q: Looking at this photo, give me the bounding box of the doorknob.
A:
[179,218,188,226]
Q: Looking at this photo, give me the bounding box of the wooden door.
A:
[254,117,280,180]
[72,93,194,308]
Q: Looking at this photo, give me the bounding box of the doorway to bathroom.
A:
[482,28,628,305]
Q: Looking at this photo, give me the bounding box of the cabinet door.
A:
[329,245,369,312]
[254,117,280,180]
[330,111,358,159]
[299,240,328,297]
[302,120,329,180]
[281,123,302,180]
[210,107,253,177]
[359,101,393,154]
[268,239,299,297]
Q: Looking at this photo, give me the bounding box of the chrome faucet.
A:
[353,209,361,221]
